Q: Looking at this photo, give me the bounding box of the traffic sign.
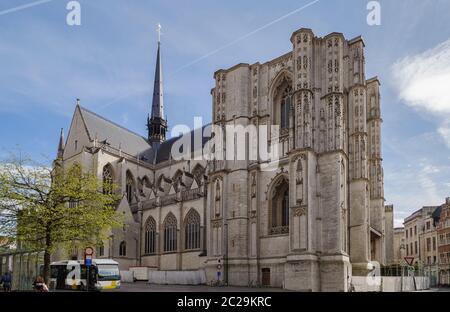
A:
[404,256,414,266]
[84,247,94,256]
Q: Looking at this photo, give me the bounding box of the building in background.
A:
[404,206,438,265]
[393,227,405,264]
[437,198,450,286]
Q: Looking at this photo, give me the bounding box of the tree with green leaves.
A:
[0,153,122,283]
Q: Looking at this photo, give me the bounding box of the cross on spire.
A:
[147,23,167,147]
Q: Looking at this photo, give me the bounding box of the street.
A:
[110,282,290,292]
[108,282,450,292]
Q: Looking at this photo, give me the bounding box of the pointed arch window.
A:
[126,171,135,204]
[102,165,114,195]
[185,210,201,250]
[270,177,290,235]
[119,241,127,257]
[144,217,157,254]
[164,213,178,252]
[280,87,292,130]
[98,242,104,257]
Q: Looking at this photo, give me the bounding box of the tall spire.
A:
[57,128,65,159]
[148,23,167,146]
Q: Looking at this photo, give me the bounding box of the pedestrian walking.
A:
[0,271,12,292]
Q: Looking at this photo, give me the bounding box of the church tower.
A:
[147,24,167,148]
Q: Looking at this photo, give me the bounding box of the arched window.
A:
[164,213,177,252]
[126,171,135,204]
[214,180,221,216]
[185,209,201,250]
[270,176,290,235]
[102,164,114,195]
[280,87,292,130]
[98,243,104,257]
[119,241,126,256]
[144,217,157,254]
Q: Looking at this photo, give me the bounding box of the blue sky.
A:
[1,0,450,226]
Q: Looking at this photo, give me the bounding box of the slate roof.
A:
[78,106,211,165]
[79,106,152,157]
[153,125,212,164]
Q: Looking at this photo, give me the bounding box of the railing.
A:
[270,226,289,235]
[182,187,203,201]
[161,194,178,206]
[141,188,204,210]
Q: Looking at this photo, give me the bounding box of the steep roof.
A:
[151,125,212,164]
[78,105,152,157]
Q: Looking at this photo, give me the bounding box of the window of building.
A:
[119,241,126,257]
[269,176,289,235]
[98,243,104,257]
[415,241,418,254]
[406,230,408,239]
[410,228,412,238]
[406,244,409,255]
[280,87,292,130]
[102,165,114,195]
[426,221,431,230]
[427,238,431,252]
[414,225,417,236]
[126,171,135,204]
[144,217,157,254]
[433,237,436,251]
[185,209,201,250]
[164,213,177,252]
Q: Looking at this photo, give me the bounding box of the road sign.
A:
[408,266,415,272]
[404,256,414,266]
[84,247,94,256]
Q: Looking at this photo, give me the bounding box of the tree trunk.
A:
[43,249,51,285]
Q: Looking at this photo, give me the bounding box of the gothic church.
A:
[56,27,393,291]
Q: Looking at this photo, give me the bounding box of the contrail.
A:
[0,0,53,16]
[171,0,320,75]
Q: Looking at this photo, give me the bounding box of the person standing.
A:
[0,271,12,292]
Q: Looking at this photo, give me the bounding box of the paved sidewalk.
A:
[110,282,290,292]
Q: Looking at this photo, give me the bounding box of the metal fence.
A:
[0,250,44,291]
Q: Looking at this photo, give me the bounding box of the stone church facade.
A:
[56,27,392,291]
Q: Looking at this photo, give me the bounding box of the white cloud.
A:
[394,218,404,228]
[392,38,450,146]
[438,124,450,149]
[392,38,450,113]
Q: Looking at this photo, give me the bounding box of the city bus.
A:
[46,259,121,291]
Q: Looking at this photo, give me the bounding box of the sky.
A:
[0,0,449,227]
